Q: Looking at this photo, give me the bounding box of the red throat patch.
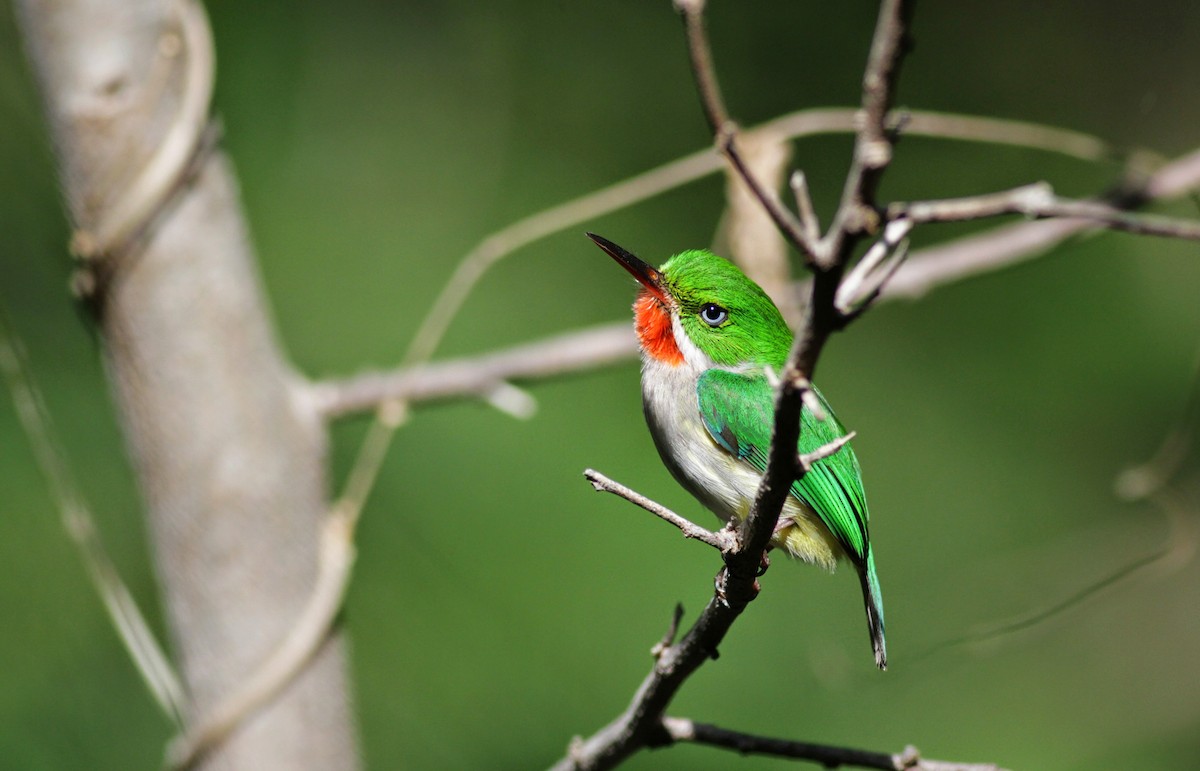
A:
[634,291,684,366]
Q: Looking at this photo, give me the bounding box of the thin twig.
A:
[719,127,799,327]
[584,469,735,551]
[650,604,686,659]
[797,431,857,476]
[0,308,186,725]
[675,0,817,260]
[890,183,1200,239]
[662,717,1007,771]
[836,218,914,315]
[790,170,821,244]
[1115,342,1200,501]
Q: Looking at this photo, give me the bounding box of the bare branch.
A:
[885,146,1200,300]
[719,128,800,327]
[675,0,818,260]
[662,717,1008,771]
[312,140,1200,421]
[333,109,1147,419]
[584,469,735,551]
[822,0,914,266]
[890,182,1200,239]
[311,323,635,419]
[552,6,925,770]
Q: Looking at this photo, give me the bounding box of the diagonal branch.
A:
[584,469,735,551]
[675,0,818,260]
[821,0,915,267]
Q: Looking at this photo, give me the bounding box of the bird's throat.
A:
[634,291,684,366]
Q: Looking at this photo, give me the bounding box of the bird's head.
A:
[588,233,790,370]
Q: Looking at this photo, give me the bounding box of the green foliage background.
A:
[2,1,1199,768]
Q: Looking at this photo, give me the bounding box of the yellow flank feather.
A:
[775,499,845,571]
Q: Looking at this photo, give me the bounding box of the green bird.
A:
[589,233,886,670]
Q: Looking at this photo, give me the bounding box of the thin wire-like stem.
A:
[0,308,186,725]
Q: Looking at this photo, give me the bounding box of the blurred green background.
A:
[3,0,1200,768]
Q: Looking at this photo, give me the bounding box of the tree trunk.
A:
[16,0,359,768]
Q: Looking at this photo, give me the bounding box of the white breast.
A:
[640,355,762,524]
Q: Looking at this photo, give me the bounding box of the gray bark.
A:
[16,0,359,768]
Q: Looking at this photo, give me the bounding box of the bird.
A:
[588,232,886,670]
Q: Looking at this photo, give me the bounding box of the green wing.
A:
[695,368,869,563]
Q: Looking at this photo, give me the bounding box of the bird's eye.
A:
[699,303,728,327]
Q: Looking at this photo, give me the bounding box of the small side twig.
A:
[584,469,735,551]
[662,717,1007,771]
[797,430,857,476]
[650,604,686,659]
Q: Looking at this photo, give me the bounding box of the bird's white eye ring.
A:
[699,303,728,327]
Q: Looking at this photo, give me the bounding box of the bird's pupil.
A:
[700,303,727,326]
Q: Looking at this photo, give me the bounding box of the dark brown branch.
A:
[822,0,915,267]
[662,717,1007,771]
[675,0,818,260]
[549,6,920,771]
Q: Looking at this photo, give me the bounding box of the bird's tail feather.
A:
[860,550,887,670]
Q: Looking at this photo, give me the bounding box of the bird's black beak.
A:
[587,232,667,303]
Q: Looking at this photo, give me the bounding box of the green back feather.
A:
[696,370,869,562]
